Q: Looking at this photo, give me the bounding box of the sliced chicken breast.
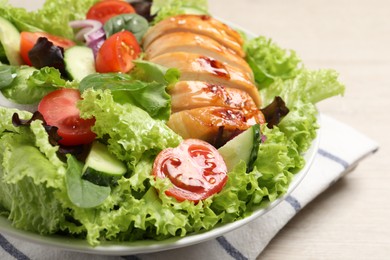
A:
[142,14,245,57]
[145,32,253,79]
[169,81,259,113]
[150,52,262,107]
[167,106,265,145]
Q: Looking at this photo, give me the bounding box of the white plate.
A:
[0,122,320,256]
[0,2,320,254]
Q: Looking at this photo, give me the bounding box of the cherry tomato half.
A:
[95,30,141,73]
[20,32,75,66]
[86,0,136,24]
[153,139,228,202]
[38,89,96,146]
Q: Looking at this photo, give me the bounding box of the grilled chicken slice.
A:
[150,52,262,107]
[145,32,253,79]
[169,81,259,113]
[142,14,245,57]
[167,106,265,145]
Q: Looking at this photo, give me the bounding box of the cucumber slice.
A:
[82,142,127,186]
[218,124,261,172]
[64,46,96,81]
[0,16,23,65]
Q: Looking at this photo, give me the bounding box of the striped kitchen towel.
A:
[0,114,378,260]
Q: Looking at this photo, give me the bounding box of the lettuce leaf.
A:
[131,60,180,87]
[259,69,344,154]
[0,64,77,106]
[261,69,345,107]
[79,72,172,121]
[0,64,15,89]
[0,0,98,39]
[0,173,64,235]
[0,107,31,134]
[1,65,36,104]
[0,65,66,104]
[278,102,319,153]
[245,36,303,89]
[151,0,209,24]
[211,125,303,221]
[0,118,66,234]
[78,89,182,168]
[55,155,220,245]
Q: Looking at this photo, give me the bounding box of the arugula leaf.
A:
[66,155,111,208]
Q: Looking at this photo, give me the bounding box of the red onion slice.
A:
[69,20,106,57]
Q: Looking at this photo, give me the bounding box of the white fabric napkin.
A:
[0,114,378,260]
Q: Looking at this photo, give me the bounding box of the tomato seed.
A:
[170,157,182,167]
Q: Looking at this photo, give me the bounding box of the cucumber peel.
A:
[82,142,127,186]
[0,16,23,65]
[64,46,96,81]
[218,124,261,172]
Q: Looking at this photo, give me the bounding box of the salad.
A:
[0,0,345,246]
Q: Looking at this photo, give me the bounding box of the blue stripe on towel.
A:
[0,234,30,260]
[122,255,141,260]
[285,195,301,212]
[216,236,248,260]
[284,148,351,212]
[318,148,349,169]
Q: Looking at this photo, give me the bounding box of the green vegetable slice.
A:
[218,124,261,173]
[82,141,127,187]
[66,155,111,208]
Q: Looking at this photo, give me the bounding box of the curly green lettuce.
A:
[0,64,70,104]
[0,109,66,234]
[0,0,98,39]
[151,0,209,24]
[245,36,303,89]
[78,89,182,169]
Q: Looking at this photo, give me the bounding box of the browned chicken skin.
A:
[150,52,262,107]
[143,14,245,57]
[169,81,258,113]
[142,14,265,145]
[167,106,265,145]
[145,32,253,79]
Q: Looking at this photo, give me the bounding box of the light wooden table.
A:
[7,0,390,259]
[209,0,390,259]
